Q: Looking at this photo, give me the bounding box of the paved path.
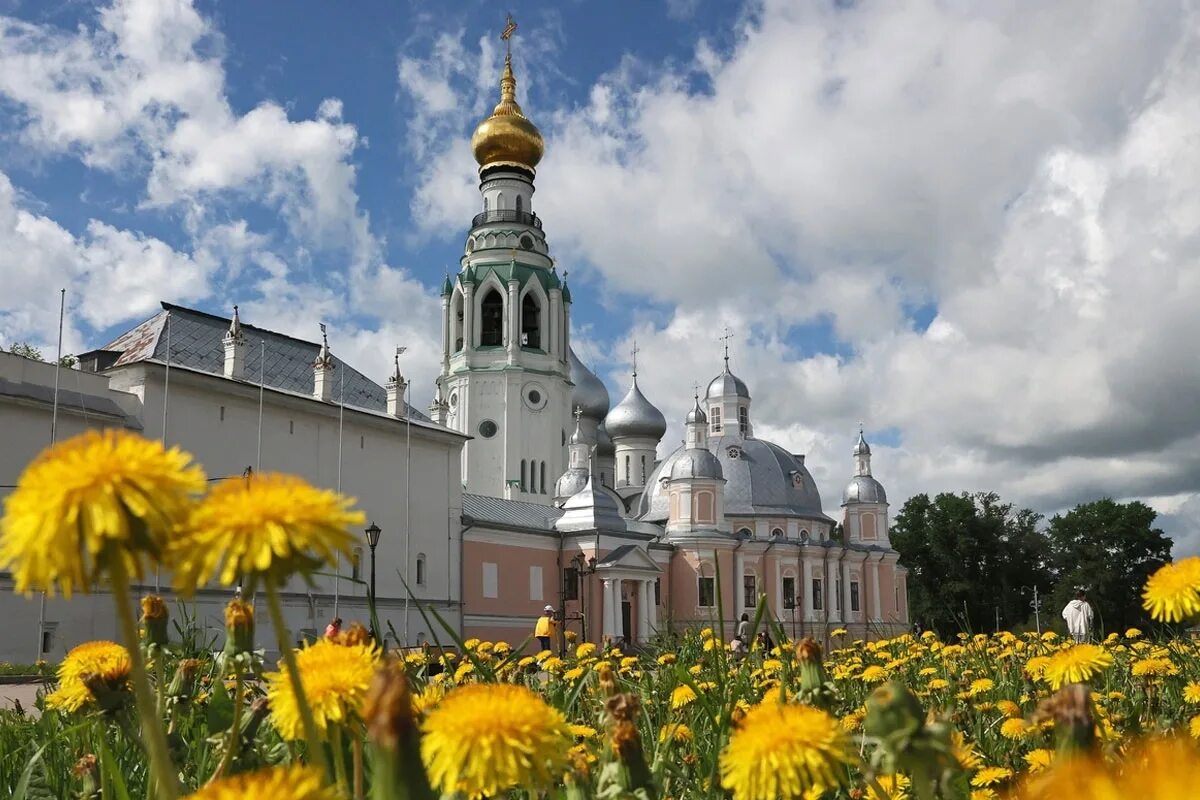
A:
[0,682,43,717]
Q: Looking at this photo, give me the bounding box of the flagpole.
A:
[403,357,411,646]
[334,355,344,619]
[256,339,265,472]
[38,288,66,662]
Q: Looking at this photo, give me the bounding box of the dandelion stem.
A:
[332,724,350,794]
[265,582,333,781]
[212,669,244,780]
[109,561,180,799]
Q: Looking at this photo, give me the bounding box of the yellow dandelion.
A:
[421,684,571,799]
[927,678,950,691]
[184,766,337,799]
[866,773,909,800]
[1023,656,1051,679]
[266,639,379,739]
[999,718,1031,740]
[970,767,1012,787]
[171,472,363,591]
[657,653,677,665]
[967,678,995,697]
[575,643,597,659]
[672,684,698,709]
[1125,627,1142,639]
[970,791,998,800]
[44,640,131,713]
[860,665,888,683]
[1131,657,1177,677]
[1024,748,1054,774]
[719,703,853,800]
[1184,683,1200,704]
[0,430,205,596]
[996,700,1021,718]
[1142,557,1200,622]
[830,628,848,637]
[952,731,983,771]
[563,666,586,682]
[1041,644,1114,690]
[569,724,597,739]
[659,723,694,744]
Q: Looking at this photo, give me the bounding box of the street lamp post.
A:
[1022,585,1042,634]
[365,522,382,642]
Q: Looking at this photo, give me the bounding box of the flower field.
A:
[3,430,1200,799]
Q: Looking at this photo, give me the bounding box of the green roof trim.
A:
[458,260,562,295]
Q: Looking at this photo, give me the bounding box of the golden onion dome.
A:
[471,54,544,173]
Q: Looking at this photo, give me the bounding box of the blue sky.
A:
[3,0,1200,554]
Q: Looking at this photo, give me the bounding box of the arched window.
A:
[738,406,749,435]
[496,191,505,210]
[640,455,646,484]
[520,459,527,492]
[483,196,489,212]
[515,195,523,213]
[540,461,546,494]
[737,527,753,539]
[451,292,464,352]
[521,293,541,348]
[480,289,504,346]
[416,553,426,586]
[624,455,630,484]
[771,527,784,539]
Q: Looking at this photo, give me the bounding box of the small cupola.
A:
[313,324,336,402]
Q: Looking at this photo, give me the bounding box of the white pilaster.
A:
[549,289,561,359]
[637,580,651,643]
[602,579,616,642]
[462,283,475,351]
[506,279,519,365]
[441,295,451,369]
[826,557,840,623]
[648,579,658,633]
[734,550,745,621]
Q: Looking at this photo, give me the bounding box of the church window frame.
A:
[624,455,630,485]
[738,406,749,435]
[416,553,427,586]
[850,580,860,613]
[520,459,527,492]
[771,527,785,539]
[698,575,716,608]
[743,573,757,611]
[711,406,722,433]
[812,578,824,611]
[451,289,465,353]
[540,461,546,494]
[515,195,523,213]
[479,287,505,347]
[694,490,715,523]
[782,575,797,609]
[640,454,646,484]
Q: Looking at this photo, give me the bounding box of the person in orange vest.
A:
[534,605,556,652]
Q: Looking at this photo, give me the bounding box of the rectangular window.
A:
[482,562,498,599]
[783,577,796,610]
[812,578,824,611]
[836,579,842,611]
[416,557,426,586]
[711,406,722,432]
[738,406,748,435]
[698,576,716,608]
[654,578,661,606]
[743,575,757,611]
[563,567,579,601]
[219,405,225,421]
[530,565,543,601]
[851,580,860,612]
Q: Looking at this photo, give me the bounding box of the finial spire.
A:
[719,326,734,369]
[630,339,640,379]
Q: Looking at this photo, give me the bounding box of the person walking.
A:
[1062,590,1094,643]
[324,617,342,640]
[535,605,557,652]
[737,612,750,644]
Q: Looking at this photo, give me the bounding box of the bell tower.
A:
[436,16,572,504]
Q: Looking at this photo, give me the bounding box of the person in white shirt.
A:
[1061,590,1094,643]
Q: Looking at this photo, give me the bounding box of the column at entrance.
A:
[637,580,651,643]
[648,579,658,635]
[601,579,616,642]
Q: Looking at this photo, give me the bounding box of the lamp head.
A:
[364,522,382,548]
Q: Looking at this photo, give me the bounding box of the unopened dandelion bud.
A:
[864,681,925,741]
[334,621,372,647]
[795,638,827,691]
[363,658,433,800]
[72,754,100,798]
[598,664,617,697]
[167,658,203,699]
[611,717,658,799]
[1037,683,1096,757]
[222,599,255,658]
[605,692,640,724]
[140,594,169,648]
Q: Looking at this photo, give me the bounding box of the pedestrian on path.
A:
[1062,590,1094,643]
[535,605,557,652]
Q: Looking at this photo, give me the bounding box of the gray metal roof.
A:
[0,376,137,426]
[640,434,830,523]
[463,493,563,531]
[669,448,723,480]
[555,476,627,533]
[706,365,750,400]
[569,348,609,420]
[843,475,887,505]
[605,377,667,440]
[102,304,429,421]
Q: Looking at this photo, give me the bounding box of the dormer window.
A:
[738,406,748,435]
[711,406,722,433]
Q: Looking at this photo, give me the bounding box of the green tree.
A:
[890,491,1051,636]
[5,341,43,360]
[1045,499,1171,634]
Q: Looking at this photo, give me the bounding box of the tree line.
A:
[890,492,1174,636]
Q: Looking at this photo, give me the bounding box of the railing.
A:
[471,209,543,230]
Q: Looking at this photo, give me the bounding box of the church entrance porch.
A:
[595,544,661,645]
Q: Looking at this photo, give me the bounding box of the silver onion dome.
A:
[569,348,610,420]
[706,366,750,400]
[843,475,887,505]
[853,430,871,456]
[685,396,707,424]
[606,377,667,440]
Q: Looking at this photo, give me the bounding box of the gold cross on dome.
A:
[501,14,517,54]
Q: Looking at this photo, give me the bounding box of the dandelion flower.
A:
[1143,557,1200,622]
[719,702,853,800]
[1131,658,1177,677]
[671,684,697,709]
[999,718,1031,740]
[967,678,995,697]
[266,639,379,739]
[952,731,983,771]
[866,773,909,800]
[0,431,204,596]
[859,665,888,683]
[659,723,693,744]
[575,643,596,659]
[184,766,337,799]
[1024,749,1055,773]
[1041,644,1114,690]
[171,472,363,591]
[421,684,571,799]
[971,767,1013,787]
[44,640,131,713]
